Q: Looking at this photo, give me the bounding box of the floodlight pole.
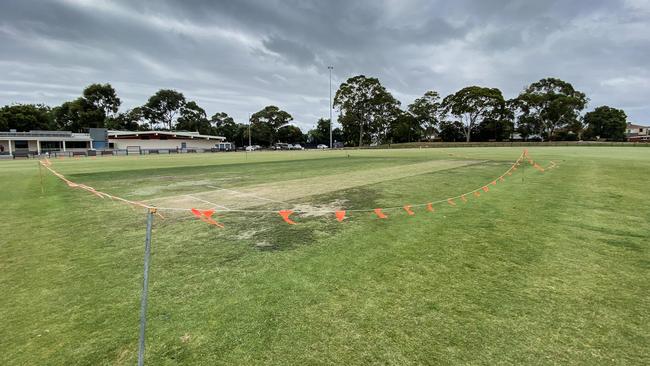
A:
[138,208,155,366]
[328,66,333,149]
[248,114,252,148]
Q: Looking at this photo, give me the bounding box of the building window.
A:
[66,141,88,149]
[14,140,28,149]
[41,141,61,150]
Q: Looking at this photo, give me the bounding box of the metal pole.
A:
[138,208,155,366]
[38,161,44,194]
[328,66,333,148]
[248,114,252,148]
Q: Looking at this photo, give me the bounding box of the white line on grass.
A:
[206,185,291,206]
[184,194,231,211]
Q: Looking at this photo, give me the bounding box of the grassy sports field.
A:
[1,147,648,365]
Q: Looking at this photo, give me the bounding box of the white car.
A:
[292,144,304,150]
[317,144,329,149]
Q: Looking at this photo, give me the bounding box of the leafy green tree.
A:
[307,118,345,146]
[0,104,54,131]
[82,83,121,119]
[408,90,441,140]
[583,106,627,140]
[438,121,465,142]
[513,78,588,140]
[143,89,186,130]
[51,83,122,132]
[277,125,305,144]
[176,101,212,134]
[250,105,293,145]
[211,112,239,141]
[52,99,94,132]
[333,75,400,147]
[441,86,505,142]
[475,101,515,141]
[307,118,331,145]
[389,111,421,143]
[105,107,144,131]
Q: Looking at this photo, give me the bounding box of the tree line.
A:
[0,77,630,146]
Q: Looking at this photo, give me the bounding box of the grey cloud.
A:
[0,0,648,130]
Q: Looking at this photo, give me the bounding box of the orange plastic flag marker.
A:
[507,171,513,176]
[499,176,505,182]
[482,186,489,192]
[203,217,224,228]
[461,194,467,203]
[191,208,224,227]
[278,210,297,225]
[447,198,456,206]
[426,203,434,212]
[403,205,415,216]
[491,180,497,186]
[474,191,481,198]
[373,208,388,219]
[335,210,346,222]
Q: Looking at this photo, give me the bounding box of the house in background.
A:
[626,123,650,142]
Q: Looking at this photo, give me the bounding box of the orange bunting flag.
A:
[482,186,489,192]
[191,208,224,228]
[491,180,497,186]
[278,210,297,225]
[474,191,481,198]
[447,198,456,206]
[533,163,545,172]
[374,208,388,219]
[335,210,346,222]
[426,203,434,212]
[461,194,468,203]
[507,171,513,176]
[499,176,505,182]
[403,205,415,216]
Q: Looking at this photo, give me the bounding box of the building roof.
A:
[0,130,92,141]
[627,123,649,129]
[107,130,226,140]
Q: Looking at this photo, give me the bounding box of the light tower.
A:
[328,65,333,148]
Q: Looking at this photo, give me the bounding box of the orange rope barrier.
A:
[41,150,551,227]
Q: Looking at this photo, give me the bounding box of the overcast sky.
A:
[1,0,648,130]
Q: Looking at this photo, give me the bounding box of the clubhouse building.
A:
[0,129,233,157]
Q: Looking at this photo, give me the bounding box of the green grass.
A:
[0,147,648,365]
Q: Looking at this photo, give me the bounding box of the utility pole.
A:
[328,66,333,148]
[248,114,252,147]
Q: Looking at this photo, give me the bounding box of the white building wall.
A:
[109,138,221,150]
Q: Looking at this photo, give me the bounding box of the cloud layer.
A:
[1,0,648,130]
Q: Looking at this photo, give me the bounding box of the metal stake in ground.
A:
[38,161,44,194]
[138,208,155,366]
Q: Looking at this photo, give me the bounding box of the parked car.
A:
[245,145,261,151]
[291,144,304,150]
[317,144,328,149]
[273,143,290,150]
